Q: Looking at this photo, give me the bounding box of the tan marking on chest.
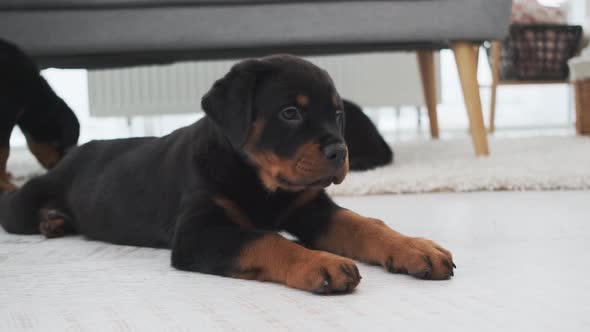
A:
[275,188,322,225]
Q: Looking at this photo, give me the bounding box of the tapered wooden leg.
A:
[488,41,501,133]
[489,83,498,133]
[417,50,439,139]
[452,42,489,156]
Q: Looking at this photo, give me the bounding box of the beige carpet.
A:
[9,136,590,195]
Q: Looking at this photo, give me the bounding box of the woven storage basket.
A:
[487,24,583,81]
[574,80,590,135]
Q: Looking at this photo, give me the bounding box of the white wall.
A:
[568,0,587,23]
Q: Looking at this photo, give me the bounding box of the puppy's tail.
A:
[0,177,48,235]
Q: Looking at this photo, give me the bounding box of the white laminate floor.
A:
[1,191,590,332]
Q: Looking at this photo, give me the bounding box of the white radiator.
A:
[88,53,439,117]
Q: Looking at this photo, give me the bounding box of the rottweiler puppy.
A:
[343,99,393,171]
[0,55,453,294]
[0,39,80,190]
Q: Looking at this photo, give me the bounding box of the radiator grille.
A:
[88,53,437,117]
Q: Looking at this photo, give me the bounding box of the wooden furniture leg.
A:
[417,50,439,139]
[452,42,490,156]
[489,41,501,133]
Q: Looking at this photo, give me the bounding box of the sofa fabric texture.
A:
[0,0,511,68]
[0,0,434,10]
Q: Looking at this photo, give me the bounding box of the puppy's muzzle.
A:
[319,143,348,186]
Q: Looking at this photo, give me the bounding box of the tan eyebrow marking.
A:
[296,94,309,107]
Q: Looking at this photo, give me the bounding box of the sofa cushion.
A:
[0,0,430,10]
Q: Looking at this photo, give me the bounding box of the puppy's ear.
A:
[201,59,273,148]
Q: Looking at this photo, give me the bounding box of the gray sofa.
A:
[0,0,513,155]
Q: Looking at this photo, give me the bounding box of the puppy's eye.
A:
[280,107,303,122]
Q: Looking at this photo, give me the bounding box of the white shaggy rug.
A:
[8,136,590,195]
[327,136,590,196]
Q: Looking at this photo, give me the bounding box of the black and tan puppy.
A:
[0,39,80,190]
[0,55,453,294]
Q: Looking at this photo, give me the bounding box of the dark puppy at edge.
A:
[0,55,453,294]
[0,39,80,190]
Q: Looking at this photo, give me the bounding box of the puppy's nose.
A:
[322,143,347,168]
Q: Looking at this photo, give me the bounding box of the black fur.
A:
[0,39,79,170]
[0,55,394,288]
[0,55,347,275]
[343,100,393,171]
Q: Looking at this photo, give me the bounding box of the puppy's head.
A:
[202,54,348,192]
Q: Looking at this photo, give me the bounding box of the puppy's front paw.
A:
[287,252,361,294]
[384,237,455,280]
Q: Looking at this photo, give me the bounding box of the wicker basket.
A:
[574,79,590,135]
[487,24,583,81]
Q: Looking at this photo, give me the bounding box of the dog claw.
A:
[443,259,455,277]
[314,268,331,294]
[424,256,433,268]
[410,256,434,279]
[353,265,362,280]
[340,265,356,288]
[446,261,454,276]
[385,257,395,273]
[340,264,351,276]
